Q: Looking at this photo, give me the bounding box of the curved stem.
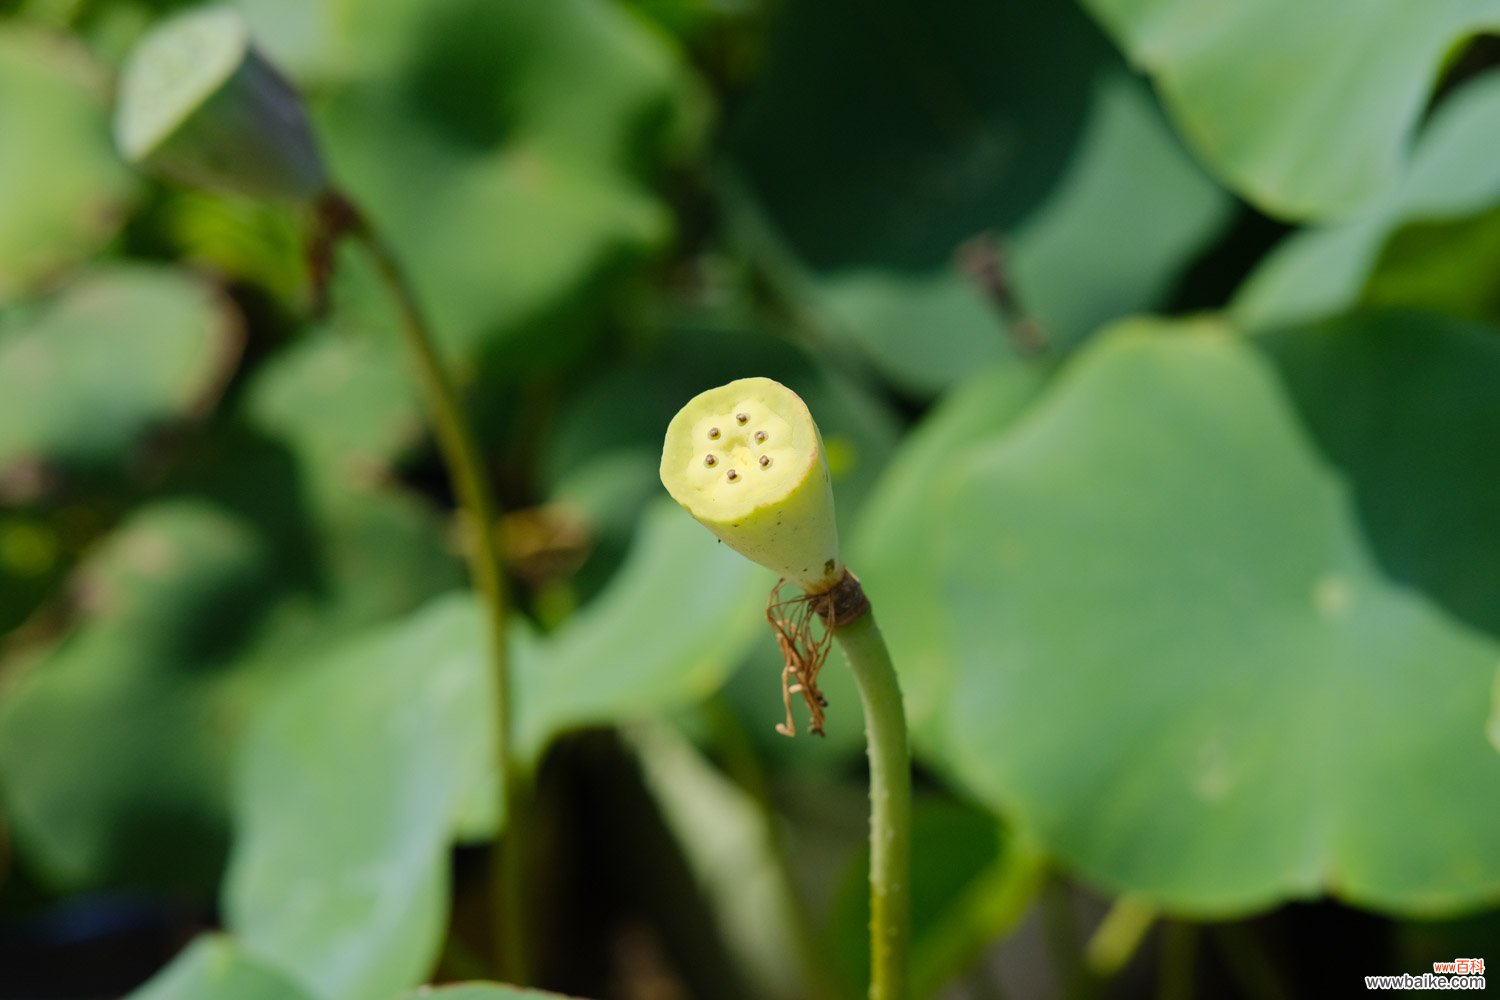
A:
[831,603,911,1000]
[335,194,526,980]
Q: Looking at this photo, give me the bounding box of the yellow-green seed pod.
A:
[661,377,842,593]
[114,6,326,202]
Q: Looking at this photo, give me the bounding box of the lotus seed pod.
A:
[115,6,327,202]
[661,377,843,593]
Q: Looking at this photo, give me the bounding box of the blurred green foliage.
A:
[2,0,1499,998]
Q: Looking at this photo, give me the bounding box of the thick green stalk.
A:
[832,606,912,1000]
[340,197,526,980]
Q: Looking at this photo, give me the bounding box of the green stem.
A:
[339,195,526,981]
[1085,895,1157,977]
[831,607,911,1000]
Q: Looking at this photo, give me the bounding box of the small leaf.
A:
[0,26,137,302]
[0,265,239,498]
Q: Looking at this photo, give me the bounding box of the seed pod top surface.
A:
[115,6,326,201]
[661,377,842,592]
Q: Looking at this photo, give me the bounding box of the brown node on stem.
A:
[307,189,365,317]
[766,569,869,738]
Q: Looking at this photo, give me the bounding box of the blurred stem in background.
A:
[1085,895,1157,979]
[318,191,529,982]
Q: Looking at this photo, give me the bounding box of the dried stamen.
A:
[704,454,717,467]
[767,578,840,738]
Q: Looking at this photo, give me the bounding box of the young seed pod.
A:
[114,6,327,202]
[660,376,843,593]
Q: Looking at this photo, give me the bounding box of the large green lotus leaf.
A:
[923,320,1500,914]
[1259,312,1500,644]
[0,266,239,496]
[222,502,762,998]
[315,0,693,365]
[726,0,1227,393]
[225,593,489,1000]
[0,27,136,302]
[853,364,1046,756]
[127,934,315,1000]
[0,478,461,889]
[1081,0,1500,220]
[1233,71,1500,330]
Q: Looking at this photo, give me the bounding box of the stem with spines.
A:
[825,579,911,1000]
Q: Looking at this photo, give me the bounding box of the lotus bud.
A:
[660,377,843,594]
[114,6,327,203]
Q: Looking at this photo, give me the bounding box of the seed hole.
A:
[704,454,717,467]
[735,412,749,425]
[726,469,740,482]
[754,430,767,443]
[759,455,771,468]
[708,427,721,440]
